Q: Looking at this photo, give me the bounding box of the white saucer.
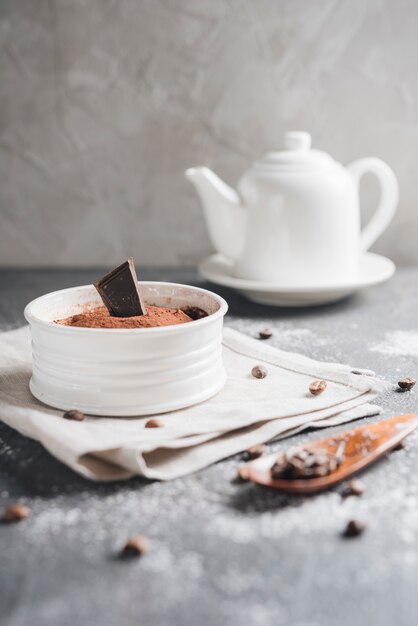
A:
[199,253,395,307]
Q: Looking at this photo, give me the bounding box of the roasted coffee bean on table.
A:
[145,418,164,428]
[2,503,30,523]
[63,409,85,421]
[309,380,327,396]
[258,328,273,340]
[342,519,367,538]
[341,479,366,498]
[397,377,416,391]
[121,535,150,558]
[237,465,250,481]
[251,365,268,379]
[246,444,267,460]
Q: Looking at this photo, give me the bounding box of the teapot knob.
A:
[284,131,311,151]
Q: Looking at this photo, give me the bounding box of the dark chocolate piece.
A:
[94,258,146,318]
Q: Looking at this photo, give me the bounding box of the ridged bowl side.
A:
[25,282,228,416]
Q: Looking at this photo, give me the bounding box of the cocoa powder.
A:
[56,305,193,329]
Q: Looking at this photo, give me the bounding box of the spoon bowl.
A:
[247,413,418,494]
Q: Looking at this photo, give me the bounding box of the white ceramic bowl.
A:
[24,282,228,416]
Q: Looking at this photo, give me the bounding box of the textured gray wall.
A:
[1,0,417,268]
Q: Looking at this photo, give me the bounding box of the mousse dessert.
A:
[55,258,207,329]
[58,305,194,329]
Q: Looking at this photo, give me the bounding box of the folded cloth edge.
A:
[0,326,388,482]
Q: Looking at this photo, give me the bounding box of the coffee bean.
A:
[246,444,267,459]
[309,380,327,396]
[63,409,85,421]
[121,535,149,558]
[342,519,367,538]
[237,465,250,481]
[271,446,343,480]
[145,418,164,428]
[342,479,365,498]
[251,365,267,379]
[182,306,208,321]
[258,328,273,340]
[398,378,416,391]
[2,503,30,523]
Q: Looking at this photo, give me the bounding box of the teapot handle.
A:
[347,158,399,252]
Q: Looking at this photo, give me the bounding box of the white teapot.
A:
[185,132,398,284]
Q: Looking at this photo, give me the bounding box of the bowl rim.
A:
[24,281,228,335]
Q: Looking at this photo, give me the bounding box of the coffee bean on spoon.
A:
[271,446,342,480]
[63,409,85,421]
[251,365,268,379]
[258,328,273,340]
[397,378,416,391]
[309,380,327,396]
[2,503,30,523]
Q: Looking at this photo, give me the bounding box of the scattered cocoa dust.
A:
[56,305,193,329]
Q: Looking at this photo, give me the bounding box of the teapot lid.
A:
[254,132,336,171]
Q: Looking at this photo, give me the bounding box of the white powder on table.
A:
[371,330,418,357]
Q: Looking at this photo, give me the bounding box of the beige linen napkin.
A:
[0,326,387,481]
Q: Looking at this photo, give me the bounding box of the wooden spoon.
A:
[246,413,418,494]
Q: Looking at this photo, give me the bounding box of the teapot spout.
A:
[185,166,246,261]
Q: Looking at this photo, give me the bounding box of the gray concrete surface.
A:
[1,268,418,626]
[1,0,418,267]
